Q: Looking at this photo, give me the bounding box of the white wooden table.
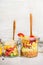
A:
[0,53,43,65]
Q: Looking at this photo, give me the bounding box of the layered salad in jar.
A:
[21,36,38,57]
[3,40,18,57]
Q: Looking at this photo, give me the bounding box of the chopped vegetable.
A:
[17,33,25,37]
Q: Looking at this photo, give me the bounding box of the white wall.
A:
[0,0,43,41]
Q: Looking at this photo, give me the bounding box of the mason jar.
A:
[3,40,18,57]
[21,36,38,58]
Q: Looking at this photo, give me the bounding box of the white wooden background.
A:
[0,0,43,41]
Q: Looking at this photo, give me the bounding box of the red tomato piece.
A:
[6,48,14,52]
[17,33,25,37]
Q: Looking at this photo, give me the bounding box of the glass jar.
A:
[3,40,18,57]
[0,39,3,56]
[21,36,38,58]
